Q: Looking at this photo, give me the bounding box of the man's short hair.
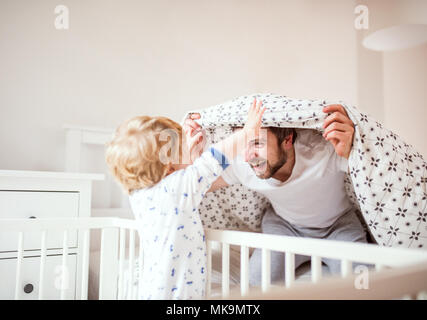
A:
[268,127,297,146]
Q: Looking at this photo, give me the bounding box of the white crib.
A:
[1,217,427,300]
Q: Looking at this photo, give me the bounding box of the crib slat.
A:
[80,229,90,300]
[138,232,143,299]
[240,245,249,296]
[60,230,69,300]
[311,255,322,283]
[285,252,295,288]
[38,230,47,300]
[129,229,135,300]
[261,248,271,292]
[14,232,24,300]
[118,228,125,300]
[222,243,230,297]
[206,241,212,297]
[341,259,352,278]
[99,227,119,300]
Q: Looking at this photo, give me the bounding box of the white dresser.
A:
[0,170,104,300]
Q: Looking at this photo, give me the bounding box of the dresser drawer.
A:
[0,191,79,252]
[0,254,77,300]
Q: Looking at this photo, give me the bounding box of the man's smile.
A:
[249,159,267,174]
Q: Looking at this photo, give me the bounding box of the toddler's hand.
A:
[243,98,267,135]
[213,98,266,162]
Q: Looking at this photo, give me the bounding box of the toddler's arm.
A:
[170,99,266,209]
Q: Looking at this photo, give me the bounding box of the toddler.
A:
[105,100,266,299]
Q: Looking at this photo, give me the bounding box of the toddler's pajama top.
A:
[129,148,228,299]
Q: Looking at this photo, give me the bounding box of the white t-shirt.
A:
[221,129,352,228]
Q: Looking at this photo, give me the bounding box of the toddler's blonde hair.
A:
[105,115,183,194]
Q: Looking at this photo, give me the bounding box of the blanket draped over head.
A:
[182,93,427,250]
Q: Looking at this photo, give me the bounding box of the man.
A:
[183,99,368,285]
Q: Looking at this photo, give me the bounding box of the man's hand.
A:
[183,113,206,163]
[322,104,355,159]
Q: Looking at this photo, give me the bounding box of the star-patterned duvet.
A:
[183,93,427,250]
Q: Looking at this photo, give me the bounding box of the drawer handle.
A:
[29,216,37,219]
[23,283,34,294]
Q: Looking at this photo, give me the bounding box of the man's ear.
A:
[282,133,293,150]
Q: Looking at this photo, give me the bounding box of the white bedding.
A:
[183,93,427,249]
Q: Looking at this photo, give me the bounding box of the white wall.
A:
[355,0,427,157]
[380,0,427,157]
[383,44,427,157]
[355,0,389,122]
[0,0,358,174]
[1,0,426,206]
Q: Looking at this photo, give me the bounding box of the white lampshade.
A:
[363,24,427,52]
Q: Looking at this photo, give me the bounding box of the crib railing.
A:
[0,217,143,300]
[1,217,427,300]
[230,261,427,300]
[205,229,427,299]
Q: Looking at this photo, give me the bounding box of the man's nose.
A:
[245,148,258,163]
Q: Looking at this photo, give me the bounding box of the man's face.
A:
[245,129,288,179]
